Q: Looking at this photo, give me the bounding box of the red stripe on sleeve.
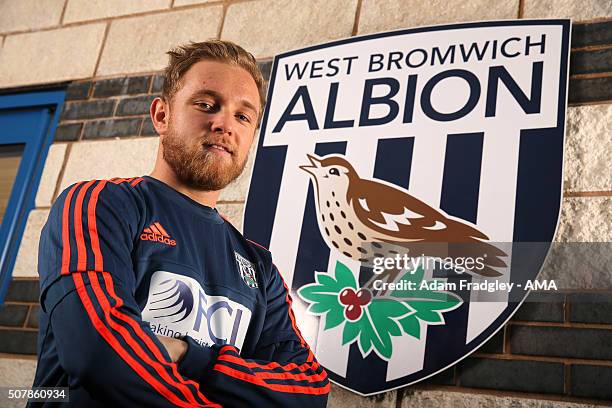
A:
[61,182,84,276]
[110,177,129,184]
[87,180,108,272]
[218,345,321,374]
[74,180,96,271]
[80,181,217,406]
[244,240,322,365]
[276,269,317,363]
[213,364,330,395]
[216,355,327,383]
[100,272,218,407]
[244,240,310,349]
[216,346,326,386]
[72,273,202,408]
[88,272,216,407]
[276,264,309,349]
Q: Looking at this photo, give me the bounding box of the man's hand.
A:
[156,335,188,363]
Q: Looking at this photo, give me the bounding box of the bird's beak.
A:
[299,154,322,176]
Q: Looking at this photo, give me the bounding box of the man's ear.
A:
[150,97,169,135]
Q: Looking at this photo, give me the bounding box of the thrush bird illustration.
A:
[300,154,507,278]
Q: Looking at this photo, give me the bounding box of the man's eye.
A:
[236,114,251,123]
[196,102,213,110]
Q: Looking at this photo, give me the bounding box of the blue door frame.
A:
[0,89,65,304]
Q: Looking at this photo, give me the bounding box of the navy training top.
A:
[29,176,329,407]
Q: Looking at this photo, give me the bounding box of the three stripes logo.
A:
[140,222,177,246]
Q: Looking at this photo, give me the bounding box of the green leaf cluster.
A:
[298,261,463,360]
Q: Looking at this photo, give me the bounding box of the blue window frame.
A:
[0,89,65,303]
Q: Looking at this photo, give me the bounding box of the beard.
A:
[161,125,248,191]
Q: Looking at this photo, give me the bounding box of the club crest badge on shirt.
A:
[235,252,258,288]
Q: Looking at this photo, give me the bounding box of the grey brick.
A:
[127,76,151,94]
[93,76,151,98]
[569,292,612,324]
[476,327,504,353]
[60,100,116,120]
[140,117,158,137]
[510,325,612,360]
[55,123,83,141]
[5,280,39,303]
[572,21,612,49]
[570,48,612,75]
[65,81,92,100]
[83,118,142,139]
[0,329,37,354]
[0,304,28,327]
[151,74,165,93]
[571,364,612,400]
[116,95,157,116]
[26,305,40,329]
[511,292,565,323]
[569,76,612,105]
[458,357,564,394]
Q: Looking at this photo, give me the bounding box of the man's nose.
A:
[209,111,233,135]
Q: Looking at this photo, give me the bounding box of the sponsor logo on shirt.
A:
[142,271,251,350]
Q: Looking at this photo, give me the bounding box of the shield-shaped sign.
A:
[244,20,570,395]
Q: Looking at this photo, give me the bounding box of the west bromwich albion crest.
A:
[243,20,570,395]
[235,252,258,288]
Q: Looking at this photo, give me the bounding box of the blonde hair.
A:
[162,40,266,115]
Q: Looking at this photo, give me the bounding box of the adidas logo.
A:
[140,222,176,246]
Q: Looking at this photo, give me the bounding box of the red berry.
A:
[356,289,372,306]
[339,288,357,305]
[345,304,362,321]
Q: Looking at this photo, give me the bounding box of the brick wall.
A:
[0,0,610,406]
[0,280,39,355]
[56,74,161,141]
[53,62,270,142]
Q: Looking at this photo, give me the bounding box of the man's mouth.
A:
[204,143,233,155]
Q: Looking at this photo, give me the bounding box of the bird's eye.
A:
[329,168,340,176]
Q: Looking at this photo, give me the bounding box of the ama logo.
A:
[142,271,252,350]
[243,20,570,395]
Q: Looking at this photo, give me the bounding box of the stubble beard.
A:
[161,124,248,191]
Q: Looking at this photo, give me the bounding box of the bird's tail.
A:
[444,218,489,240]
[447,238,508,277]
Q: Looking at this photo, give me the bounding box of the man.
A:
[30,40,329,407]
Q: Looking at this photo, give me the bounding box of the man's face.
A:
[161,60,260,191]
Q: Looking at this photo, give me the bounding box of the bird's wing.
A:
[349,179,449,240]
[367,206,431,232]
[349,178,489,241]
